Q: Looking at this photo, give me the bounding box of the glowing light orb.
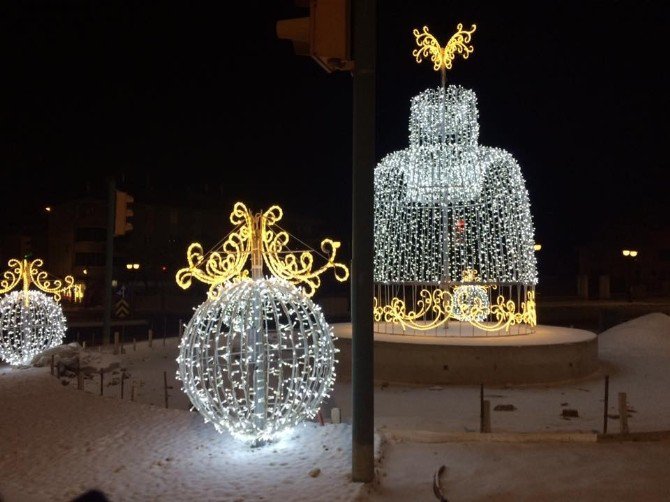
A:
[177,277,336,444]
[452,284,490,322]
[0,291,67,366]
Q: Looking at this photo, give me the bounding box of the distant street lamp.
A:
[533,243,542,252]
[622,249,639,301]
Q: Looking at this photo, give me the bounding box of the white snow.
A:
[1,313,669,501]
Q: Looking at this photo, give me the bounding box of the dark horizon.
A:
[1,0,668,281]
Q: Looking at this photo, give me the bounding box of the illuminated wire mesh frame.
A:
[374,86,538,336]
[177,277,336,444]
[176,203,347,444]
[0,290,67,366]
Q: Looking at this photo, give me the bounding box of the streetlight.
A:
[126,263,140,270]
[533,243,542,252]
[622,249,639,301]
[45,206,52,213]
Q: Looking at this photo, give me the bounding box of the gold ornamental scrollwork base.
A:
[374,290,536,333]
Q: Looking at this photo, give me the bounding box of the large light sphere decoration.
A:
[0,290,67,366]
[177,277,337,444]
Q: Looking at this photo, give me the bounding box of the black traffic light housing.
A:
[114,190,134,236]
[277,0,352,73]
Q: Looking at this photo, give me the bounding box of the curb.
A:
[597,431,670,442]
[382,429,670,444]
[382,429,597,443]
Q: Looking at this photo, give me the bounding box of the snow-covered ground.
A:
[0,313,669,500]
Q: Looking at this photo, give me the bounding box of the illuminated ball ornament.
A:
[177,277,336,444]
[452,285,490,322]
[0,291,67,366]
[175,203,348,444]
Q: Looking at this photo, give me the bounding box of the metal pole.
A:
[102,177,116,346]
[480,383,484,432]
[164,371,169,409]
[603,375,609,434]
[351,0,376,483]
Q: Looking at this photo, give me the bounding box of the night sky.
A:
[1,0,668,278]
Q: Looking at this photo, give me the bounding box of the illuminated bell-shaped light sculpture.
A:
[373,25,537,335]
[176,202,349,444]
[0,291,66,366]
[0,259,81,366]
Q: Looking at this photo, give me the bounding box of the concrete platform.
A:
[333,322,598,385]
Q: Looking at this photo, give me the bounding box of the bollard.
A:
[331,407,341,424]
[163,371,171,409]
[77,369,84,391]
[82,340,86,350]
[479,383,484,432]
[114,331,120,355]
[131,380,136,402]
[603,375,609,434]
[482,400,491,433]
[148,328,153,348]
[121,370,126,399]
[50,355,55,376]
[100,369,104,396]
[133,338,136,352]
[618,392,629,434]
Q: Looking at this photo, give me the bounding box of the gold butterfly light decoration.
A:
[412,23,477,72]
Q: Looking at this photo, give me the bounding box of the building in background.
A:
[45,194,351,321]
[577,222,670,300]
[47,196,229,311]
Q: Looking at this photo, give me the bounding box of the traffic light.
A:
[277,0,352,73]
[114,190,134,236]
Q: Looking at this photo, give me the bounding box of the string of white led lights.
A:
[374,86,537,286]
[177,277,337,444]
[0,290,67,366]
